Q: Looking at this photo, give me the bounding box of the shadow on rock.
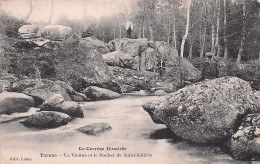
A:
[149,128,182,141]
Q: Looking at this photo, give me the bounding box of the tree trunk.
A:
[211,1,216,55]
[113,27,116,39]
[236,1,246,64]
[102,30,105,42]
[149,25,154,41]
[200,2,206,58]
[167,17,171,44]
[223,0,228,59]
[173,13,177,49]
[215,0,221,57]
[119,25,122,38]
[188,36,193,59]
[24,0,33,22]
[188,6,193,59]
[180,0,191,58]
[48,0,54,24]
[142,4,146,38]
[142,26,145,38]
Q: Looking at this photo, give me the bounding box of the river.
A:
[0,92,258,164]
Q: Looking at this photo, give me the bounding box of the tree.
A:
[223,0,229,59]
[215,0,221,57]
[236,0,246,64]
[180,0,191,58]
[199,2,207,58]
[24,0,33,22]
[48,0,54,24]
[188,0,194,59]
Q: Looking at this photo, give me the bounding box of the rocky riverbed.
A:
[0,92,258,164]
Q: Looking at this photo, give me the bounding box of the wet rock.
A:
[40,94,64,111]
[143,77,260,143]
[78,123,112,135]
[54,80,88,101]
[37,25,72,41]
[149,80,179,93]
[0,92,34,115]
[23,83,71,106]
[230,113,260,160]
[21,111,71,128]
[40,94,83,118]
[83,86,121,101]
[102,51,134,68]
[154,90,168,96]
[61,101,84,118]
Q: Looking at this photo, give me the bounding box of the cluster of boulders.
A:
[0,74,119,130]
[143,76,260,160]
[16,24,202,95]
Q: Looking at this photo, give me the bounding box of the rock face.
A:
[18,25,39,39]
[37,25,72,41]
[80,37,110,55]
[79,46,121,93]
[40,94,83,118]
[108,38,148,70]
[143,77,260,143]
[109,38,148,58]
[83,86,121,101]
[23,83,71,106]
[109,66,158,93]
[102,51,134,68]
[0,92,34,115]
[230,113,260,160]
[108,38,200,87]
[78,123,112,135]
[21,111,71,128]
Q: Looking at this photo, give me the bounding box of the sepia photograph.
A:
[0,0,260,163]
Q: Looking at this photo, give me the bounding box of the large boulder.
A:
[23,83,71,106]
[20,111,71,128]
[54,80,88,101]
[140,47,158,71]
[109,38,148,57]
[61,101,84,118]
[18,25,39,39]
[78,123,112,135]
[40,94,83,118]
[37,25,72,41]
[79,37,110,55]
[78,46,121,93]
[102,51,134,68]
[40,94,64,111]
[0,92,34,115]
[230,113,260,160]
[143,77,260,143]
[109,66,158,93]
[83,86,121,101]
[108,38,148,70]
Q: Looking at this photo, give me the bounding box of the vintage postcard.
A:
[0,0,260,164]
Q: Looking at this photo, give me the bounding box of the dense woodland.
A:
[0,0,259,90]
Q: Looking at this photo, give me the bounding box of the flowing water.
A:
[0,92,258,164]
